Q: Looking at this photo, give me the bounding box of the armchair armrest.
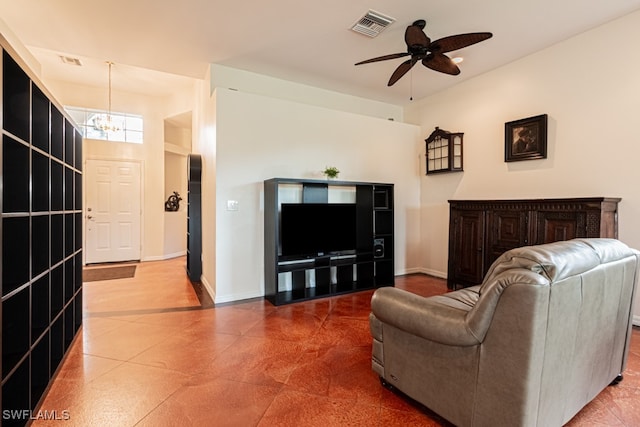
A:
[370,287,482,346]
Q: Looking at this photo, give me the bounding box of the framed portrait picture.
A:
[504,114,548,162]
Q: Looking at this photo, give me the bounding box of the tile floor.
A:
[33,257,640,426]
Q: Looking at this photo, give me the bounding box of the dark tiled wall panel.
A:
[1,46,83,424]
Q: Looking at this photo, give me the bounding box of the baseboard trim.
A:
[215,290,264,304]
[633,315,640,327]
[142,251,187,262]
[402,267,447,279]
[200,275,215,303]
[197,275,263,305]
[396,267,423,276]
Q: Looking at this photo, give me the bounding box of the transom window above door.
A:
[65,106,143,144]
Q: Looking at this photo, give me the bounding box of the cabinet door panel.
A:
[449,210,484,287]
[536,211,585,244]
[488,210,528,268]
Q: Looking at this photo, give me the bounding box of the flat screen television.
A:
[280,203,357,258]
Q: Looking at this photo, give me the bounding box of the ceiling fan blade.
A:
[405,24,430,47]
[355,52,410,66]
[422,53,460,75]
[388,57,419,86]
[430,32,493,53]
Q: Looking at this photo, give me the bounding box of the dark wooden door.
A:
[448,209,485,288]
[534,211,585,244]
[487,210,529,268]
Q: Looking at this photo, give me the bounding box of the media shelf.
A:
[1,40,83,425]
[264,178,394,305]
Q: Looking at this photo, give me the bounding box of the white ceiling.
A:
[2,0,640,105]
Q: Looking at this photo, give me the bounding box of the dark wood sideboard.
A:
[447,197,620,289]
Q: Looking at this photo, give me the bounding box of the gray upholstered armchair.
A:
[370,238,639,427]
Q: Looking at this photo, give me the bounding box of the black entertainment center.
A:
[264,178,394,305]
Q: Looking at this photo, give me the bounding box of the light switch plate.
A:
[227,200,239,211]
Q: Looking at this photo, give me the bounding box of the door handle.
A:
[87,215,94,220]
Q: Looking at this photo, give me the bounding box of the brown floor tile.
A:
[82,320,183,361]
[566,389,626,426]
[34,363,188,426]
[380,407,450,427]
[258,389,380,427]
[284,345,378,402]
[53,339,123,384]
[192,305,271,336]
[620,348,640,389]
[204,335,306,387]
[32,256,640,426]
[137,377,280,427]
[308,317,371,349]
[326,290,375,319]
[602,385,640,427]
[129,329,239,375]
[244,304,328,342]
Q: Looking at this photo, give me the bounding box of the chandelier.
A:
[94,61,121,133]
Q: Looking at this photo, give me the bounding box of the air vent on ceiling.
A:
[60,56,82,66]
[351,10,395,38]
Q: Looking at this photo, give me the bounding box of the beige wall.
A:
[163,151,188,257]
[210,64,404,121]
[44,79,196,261]
[196,75,421,303]
[192,76,217,296]
[405,10,640,321]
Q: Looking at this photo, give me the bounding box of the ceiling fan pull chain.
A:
[410,68,413,101]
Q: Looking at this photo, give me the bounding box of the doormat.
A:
[83,265,137,282]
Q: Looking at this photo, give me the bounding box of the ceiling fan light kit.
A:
[355,19,492,86]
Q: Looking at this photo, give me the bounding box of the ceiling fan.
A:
[355,19,492,86]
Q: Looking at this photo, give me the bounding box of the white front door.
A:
[85,159,142,264]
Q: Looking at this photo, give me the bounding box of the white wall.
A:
[210,64,404,122]
[405,10,640,321]
[0,18,40,77]
[200,82,421,303]
[44,79,196,261]
[163,151,188,257]
[192,76,217,296]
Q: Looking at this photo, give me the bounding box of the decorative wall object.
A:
[164,191,182,211]
[505,114,548,162]
[425,127,463,174]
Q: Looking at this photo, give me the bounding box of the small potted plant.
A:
[323,166,340,180]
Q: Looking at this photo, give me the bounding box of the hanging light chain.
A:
[107,61,114,119]
[94,61,121,133]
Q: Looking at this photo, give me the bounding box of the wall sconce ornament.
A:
[425,127,464,174]
[164,191,182,211]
